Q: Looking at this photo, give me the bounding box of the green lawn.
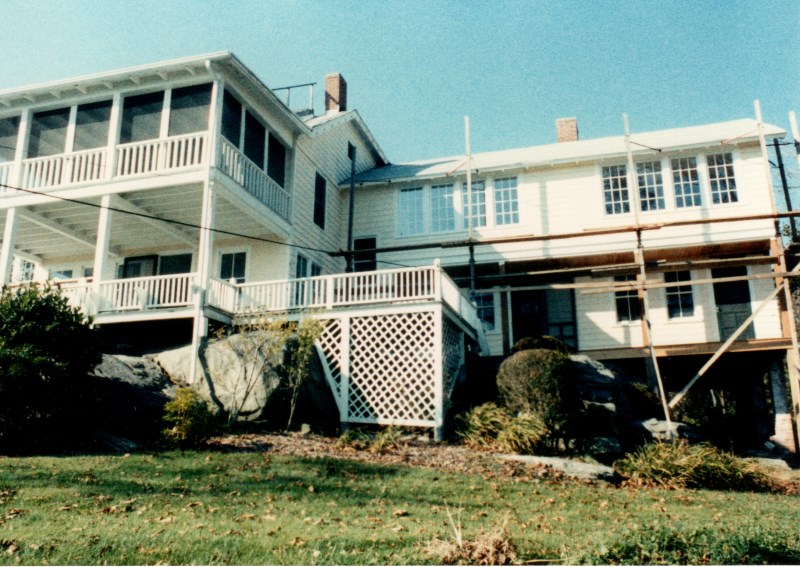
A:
[0,449,798,565]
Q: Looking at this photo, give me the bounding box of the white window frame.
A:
[397,186,425,237]
[493,177,519,226]
[706,152,738,205]
[462,180,487,229]
[602,165,631,216]
[217,248,249,284]
[636,160,666,212]
[671,155,702,209]
[664,270,696,320]
[430,183,456,233]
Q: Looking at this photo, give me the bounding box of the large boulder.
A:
[73,354,175,449]
[152,331,338,430]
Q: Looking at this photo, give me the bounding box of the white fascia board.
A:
[307,110,388,166]
[0,52,232,105]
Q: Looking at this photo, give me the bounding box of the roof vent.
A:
[556,117,579,142]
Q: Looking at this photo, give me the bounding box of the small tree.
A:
[284,317,323,431]
[0,283,101,452]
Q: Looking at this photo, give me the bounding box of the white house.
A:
[0,53,796,445]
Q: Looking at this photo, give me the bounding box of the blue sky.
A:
[1,0,798,163]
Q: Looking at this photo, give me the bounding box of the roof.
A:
[304,110,388,165]
[353,118,786,186]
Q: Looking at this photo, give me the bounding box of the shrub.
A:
[614,441,779,492]
[162,388,218,448]
[581,523,800,565]
[457,403,547,455]
[0,283,101,452]
[496,349,578,446]
[510,335,574,355]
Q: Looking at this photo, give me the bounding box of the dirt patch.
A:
[208,432,574,481]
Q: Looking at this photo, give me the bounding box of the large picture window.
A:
[494,177,519,225]
[672,157,702,208]
[603,165,630,215]
[398,187,424,236]
[707,153,737,204]
[430,184,455,232]
[637,161,665,211]
[614,274,640,322]
[665,271,694,318]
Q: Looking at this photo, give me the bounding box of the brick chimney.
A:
[556,117,579,142]
[325,72,347,114]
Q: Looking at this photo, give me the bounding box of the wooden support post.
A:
[0,208,18,284]
[433,305,445,441]
[339,315,351,432]
[190,179,216,385]
[92,195,113,294]
[774,239,800,453]
[635,239,674,437]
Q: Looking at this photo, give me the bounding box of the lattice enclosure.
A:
[348,311,437,423]
[442,317,465,397]
[316,318,343,407]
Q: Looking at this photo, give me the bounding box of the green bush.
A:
[457,402,547,455]
[0,283,101,452]
[581,523,800,565]
[614,441,779,492]
[496,349,578,447]
[162,388,218,448]
[510,335,574,355]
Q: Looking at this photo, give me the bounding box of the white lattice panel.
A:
[316,318,343,407]
[348,311,437,423]
[442,317,464,396]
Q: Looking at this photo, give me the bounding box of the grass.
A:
[0,449,798,565]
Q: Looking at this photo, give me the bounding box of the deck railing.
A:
[0,163,13,192]
[218,138,291,221]
[21,148,107,190]
[96,273,196,312]
[116,132,207,178]
[45,266,479,333]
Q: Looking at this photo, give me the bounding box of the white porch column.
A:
[92,195,113,294]
[0,208,19,284]
[433,304,445,441]
[189,179,217,384]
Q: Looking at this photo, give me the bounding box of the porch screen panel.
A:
[73,100,112,151]
[243,111,266,167]
[267,133,287,187]
[28,108,70,157]
[168,83,212,136]
[120,91,164,143]
[221,91,242,145]
[0,116,19,162]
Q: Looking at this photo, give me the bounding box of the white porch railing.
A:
[0,162,13,192]
[21,148,107,190]
[56,279,94,310]
[96,273,196,312]
[218,138,291,221]
[220,265,479,329]
[116,132,207,178]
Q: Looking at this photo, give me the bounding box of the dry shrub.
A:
[457,403,546,455]
[615,441,780,492]
[426,511,517,566]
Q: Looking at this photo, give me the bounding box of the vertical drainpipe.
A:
[346,143,356,272]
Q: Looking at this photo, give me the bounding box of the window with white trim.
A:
[637,161,665,211]
[430,184,456,232]
[398,187,424,236]
[672,157,702,208]
[494,177,519,225]
[665,271,694,318]
[707,153,737,204]
[462,180,486,229]
[614,274,640,322]
[603,165,630,215]
[220,251,246,284]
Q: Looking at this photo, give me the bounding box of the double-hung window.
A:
[707,153,737,204]
[614,274,640,322]
[462,180,487,229]
[665,271,694,318]
[398,187,424,236]
[430,184,455,232]
[637,161,665,211]
[494,177,519,225]
[472,292,496,331]
[603,165,630,215]
[672,157,701,208]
